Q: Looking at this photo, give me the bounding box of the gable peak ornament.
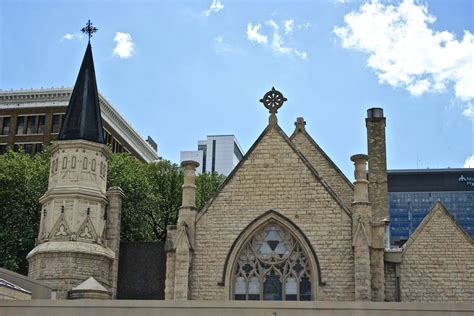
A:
[81,20,98,43]
[260,87,287,115]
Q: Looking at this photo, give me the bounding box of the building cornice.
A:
[0,88,159,163]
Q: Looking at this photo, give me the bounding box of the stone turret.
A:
[350,154,372,301]
[365,107,388,301]
[165,160,199,300]
[27,41,122,299]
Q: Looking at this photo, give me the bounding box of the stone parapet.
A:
[1,300,473,316]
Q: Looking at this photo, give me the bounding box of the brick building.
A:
[0,88,159,163]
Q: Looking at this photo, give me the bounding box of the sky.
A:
[1,0,473,178]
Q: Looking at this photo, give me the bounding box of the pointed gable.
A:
[400,202,474,302]
[59,43,104,143]
[402,202,473,253]
[193,122,355,300]
[198,123,350,220]
[290,117,354,209]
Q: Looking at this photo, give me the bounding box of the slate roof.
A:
[58,43,105,143]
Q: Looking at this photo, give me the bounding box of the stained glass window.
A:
[233,222,313,301]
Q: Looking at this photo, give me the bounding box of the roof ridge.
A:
[290,126,354,190]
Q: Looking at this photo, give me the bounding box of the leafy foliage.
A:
[0,150,225,274]
[196,171,226,209]
[0,149,50,275]
[108,154,226,241]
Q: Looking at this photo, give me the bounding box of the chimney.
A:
[365,108,387,301]
[365,108,389,222]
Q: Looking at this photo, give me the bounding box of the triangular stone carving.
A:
[352,218,370,247]
[175,223,192,251]
[49,213,72,240]
[77,215,98,241]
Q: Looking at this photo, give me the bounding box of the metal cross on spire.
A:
[81,20,98,43]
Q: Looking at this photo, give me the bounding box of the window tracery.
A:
[233,222,313,301]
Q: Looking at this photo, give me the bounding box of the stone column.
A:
[165,160,199,300]
[350,154,372,301]
[164,226,177,300]
[179,160,199,248]
[365,108,387,301]
[106,186,124,299]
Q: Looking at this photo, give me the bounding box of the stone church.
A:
[25,39,473,303]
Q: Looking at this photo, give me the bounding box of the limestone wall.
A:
[384,262,397,302]
[400,205,474,302]
[27,249,113,299]
[291,131,354,209]
[191,126,354,301]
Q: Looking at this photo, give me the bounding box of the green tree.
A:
[196,172,226,209]
[107,153,159,241]
[0,150,225,274]
[107,155,226,241]
[0,149,50,275]
[146,160,183,240]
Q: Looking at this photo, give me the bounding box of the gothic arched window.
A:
[232,222,313,301]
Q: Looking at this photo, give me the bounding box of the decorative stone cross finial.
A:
[260,87,287,115]
[81,20,98,43]
[295,117,306,132]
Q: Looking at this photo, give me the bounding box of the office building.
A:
[180,135,244,176]
[0,88,159,163]
[388,168,474,246]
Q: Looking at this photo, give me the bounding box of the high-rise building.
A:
[180,135,244,176]
[388,168,474,246]
[0,88,159,163]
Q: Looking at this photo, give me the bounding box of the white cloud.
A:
[464,155,474,168]
[462,103,474,119]
[334,0,474,102]
[298,22,311,30]
[284,19,294,35]
[266,20,279,30]
[247,23,268,44]
[272,33,292,54]
[246,19,308,60]
[204,0,224,17]
[294,49,308,60]
[61,33,82,41]
[113,32,134,59]
[214,36,231,53]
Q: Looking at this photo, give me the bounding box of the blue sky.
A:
[1,0,473,178]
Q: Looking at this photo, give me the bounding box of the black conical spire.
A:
[58,42,104,143]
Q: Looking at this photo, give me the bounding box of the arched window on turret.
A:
[230,220,316,301]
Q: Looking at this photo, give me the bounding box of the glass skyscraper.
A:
[388,169,474,247]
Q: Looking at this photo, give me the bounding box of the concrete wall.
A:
[0,300,473,316]
[192,126,354,301]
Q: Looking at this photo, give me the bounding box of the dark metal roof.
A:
[58,43,104,143]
